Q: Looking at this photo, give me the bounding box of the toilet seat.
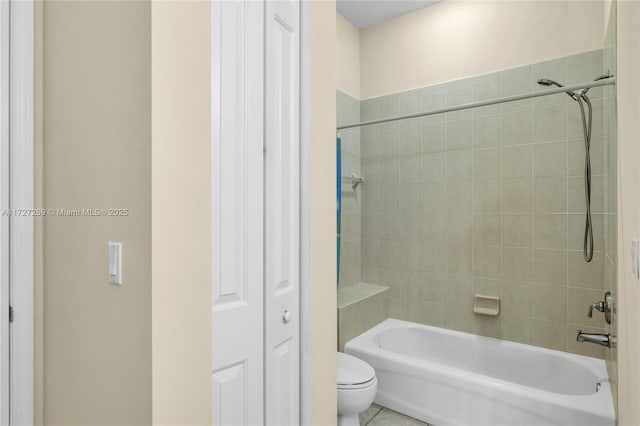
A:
[337,376,377,390]
[337,352,376,389]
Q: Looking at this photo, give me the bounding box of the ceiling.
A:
[337,0,442,29]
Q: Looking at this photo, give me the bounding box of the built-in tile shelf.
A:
[338,282,391,350]
[338,281,390,309]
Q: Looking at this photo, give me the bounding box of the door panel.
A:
[211,1,264,424]
[213,1,300,423]
[212,361,248,425]
[265,1,300,424]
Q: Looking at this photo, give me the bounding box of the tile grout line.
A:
[498,78,505,338]
[565,56,571,352]
[470,83,476,333]
[364,406,383,426]
[529,76,536,344]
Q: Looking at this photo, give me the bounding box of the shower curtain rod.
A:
[336,77,616,131]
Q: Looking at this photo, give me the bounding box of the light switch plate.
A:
[631,239,639,279]
[108,241,122,285]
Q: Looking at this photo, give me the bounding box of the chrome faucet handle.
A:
[585,292,613,324]
[588,301,605,318]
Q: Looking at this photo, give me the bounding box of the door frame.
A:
[7,0,34,424]
[299,0,312,423]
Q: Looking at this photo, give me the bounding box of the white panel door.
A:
[211,1,265,425]
[265,0,300,425]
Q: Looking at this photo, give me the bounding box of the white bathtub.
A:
[344,319,614,426]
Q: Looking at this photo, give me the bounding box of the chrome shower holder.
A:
[342,173,364,189]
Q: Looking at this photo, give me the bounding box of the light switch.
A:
[631,239,639,279]
[108,241,122,285]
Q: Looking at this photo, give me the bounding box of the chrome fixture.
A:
[587,291,613,324]
[536,73,614,263]
[337,78,616,131]
[342,173,364,189]
[536,78,579,100]
[576,330,612,348]
[577,74,612,97]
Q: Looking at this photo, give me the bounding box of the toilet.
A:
[337,352,377,426]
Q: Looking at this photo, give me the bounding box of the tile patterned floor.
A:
[359,404,433,426]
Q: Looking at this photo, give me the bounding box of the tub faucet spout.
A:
[576,330,612,348]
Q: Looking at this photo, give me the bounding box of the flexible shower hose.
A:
[576,96,594,263]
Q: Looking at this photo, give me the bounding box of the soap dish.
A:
[473,294,500,316]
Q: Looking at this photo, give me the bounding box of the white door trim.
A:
[298,0,312,424]
[9,1,34,425]
[0,1,10,422]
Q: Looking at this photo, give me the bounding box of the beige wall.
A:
[36,1,335,424]
[151,1,212,424]
[337,13,360,100]
[604,0,613,36]
[39,1,152,424]
[309,1,337,424]
[615,2,640,424]
[360,0,605,99]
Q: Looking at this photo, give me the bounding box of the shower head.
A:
[537,78,560,87]
[537,78,579,101]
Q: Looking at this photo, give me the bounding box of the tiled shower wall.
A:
[337,91,362,287]
[357,49,613,358]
